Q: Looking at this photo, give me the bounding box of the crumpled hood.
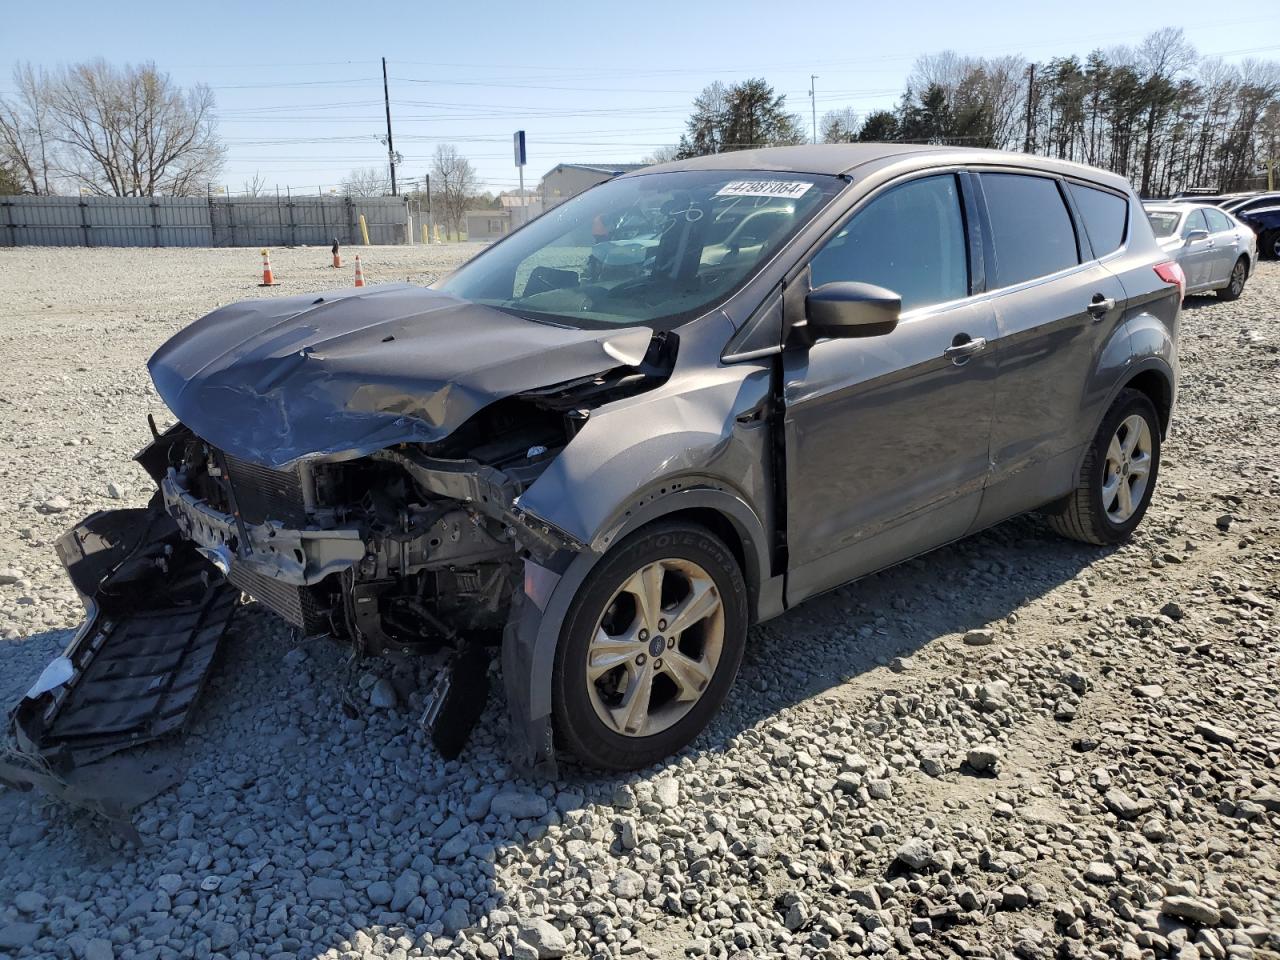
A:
[149,283,651,468]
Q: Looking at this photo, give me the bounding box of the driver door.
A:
[782,173,998,605]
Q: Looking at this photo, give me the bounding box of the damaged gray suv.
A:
[5,145,1182,791]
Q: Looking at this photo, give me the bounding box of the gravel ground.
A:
[0,245,1277,960]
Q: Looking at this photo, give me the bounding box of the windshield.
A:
[437,170,845,329]
[1146,210,1181,237]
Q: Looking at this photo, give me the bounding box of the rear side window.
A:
[809,174,968,312]
[1182,208,1208,236]
[1204,208,1233,233]
[1068,183,1128,257]
[982,174,1080,287]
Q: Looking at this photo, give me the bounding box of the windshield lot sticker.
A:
[715,180,813,199]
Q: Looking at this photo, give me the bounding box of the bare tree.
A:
[1135,28,1197,194]
[0,158,23,194]
[241,170,268,197]
[430,144,479,239]
[820,107,861,143]
[0,63,58,194]
[46,59,223,197]
[643,144,680,164]
[341,165,389,197]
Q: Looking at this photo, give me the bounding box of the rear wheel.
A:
[553,520,748,770]
[1216,257,1248,301]
[1263,230,1280,261]
[1046,389,1161,546]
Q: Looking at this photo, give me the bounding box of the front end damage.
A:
[2,329,675,813]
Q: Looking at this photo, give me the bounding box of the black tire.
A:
[1262,230,1280,261]
[552,520,748,771]
[1046,389,1162,546]
[1216,257,1248,301]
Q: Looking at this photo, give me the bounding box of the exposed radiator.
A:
[227,561,329,635]
[222,453,309,527]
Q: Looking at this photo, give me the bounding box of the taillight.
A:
[1154,260,1185,300]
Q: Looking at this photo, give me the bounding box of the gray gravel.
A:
[1,245,1278,960]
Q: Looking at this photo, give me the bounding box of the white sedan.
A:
[1144,202,1257,300]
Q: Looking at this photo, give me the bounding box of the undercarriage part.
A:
[1,508,236,818]
[421,643,492,759]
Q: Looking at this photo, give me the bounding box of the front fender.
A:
[516,360,775,548]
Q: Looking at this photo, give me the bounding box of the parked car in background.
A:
[1217,194,1280,260]
[1168,192,1256,207]
[4,145,1184,792]
[1221,192,1280,217]
[1144,202,1256,298]
[1236,203,1280,260]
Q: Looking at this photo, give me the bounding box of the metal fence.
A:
[0,195,409,248]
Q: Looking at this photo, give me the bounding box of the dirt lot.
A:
[0,245,1277,960]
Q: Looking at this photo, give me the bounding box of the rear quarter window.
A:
[982,173,1080,288]
[1068,183,1128,257]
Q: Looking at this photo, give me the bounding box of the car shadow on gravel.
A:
[0,512,1115,958]
[1180,293,1232,310]
[685,512,1111,754]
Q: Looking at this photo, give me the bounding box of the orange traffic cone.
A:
[353,254,365,287]
[258,248,279,286]
[331,239,341,268]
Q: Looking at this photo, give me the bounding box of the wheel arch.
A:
[1119,363,1175,438]
[501,485,777,778]
[592,482,777,620]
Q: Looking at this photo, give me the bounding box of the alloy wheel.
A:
[1229,261,1245,297]
[1101,413,1153,524]
[586,558,725,737]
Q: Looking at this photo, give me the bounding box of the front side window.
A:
[809,174,968,313]
[1182,208,1208,237]
[437,170,844,329]
[982,173,1080,287]
[1068,182,1128,257]
[1204,207,1233,233]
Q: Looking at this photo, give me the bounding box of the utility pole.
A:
[1023,63,1035,155]
[382,56,397,196]
[425,173,433,241]
[1269,130,1276,191]
[809,75,819,144]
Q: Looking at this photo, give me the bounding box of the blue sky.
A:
[2,0,1277,194]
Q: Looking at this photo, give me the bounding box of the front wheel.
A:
[1046,389,1161,546]
[1216,257,1248,301]
[552,520,748,770]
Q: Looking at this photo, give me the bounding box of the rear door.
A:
[971,172,1129,525]
[1202,206,1242,285]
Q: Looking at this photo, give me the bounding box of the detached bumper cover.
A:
[0,508,237,815]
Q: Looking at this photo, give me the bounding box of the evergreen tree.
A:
[857,110,900,142]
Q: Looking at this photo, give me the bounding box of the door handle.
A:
[943,336,987,364]
[1088,294,1115,319]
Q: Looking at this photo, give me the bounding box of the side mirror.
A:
[1184,228,1209,244]
[804,281,901,341]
